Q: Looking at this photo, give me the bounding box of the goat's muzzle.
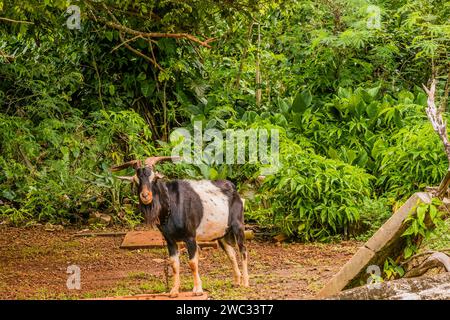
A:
[140,190,153,205]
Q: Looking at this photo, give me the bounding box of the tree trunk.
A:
[424,78,450,198]
[255,21,262,106]
[436,170,450,198]
[235,22,254,89]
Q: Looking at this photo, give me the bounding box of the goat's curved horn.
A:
[111,160,141,172]
[116,175,137,183]
[144,156,181,168]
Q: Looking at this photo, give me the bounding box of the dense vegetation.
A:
[1,0,449,241]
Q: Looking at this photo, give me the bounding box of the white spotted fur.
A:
[186,180,230,241]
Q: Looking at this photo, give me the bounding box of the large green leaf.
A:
[277,97,290,114]
[416,92,428,106]
[366,86,380,98]
[292,90,312,113]
[141,82,155,97]
[337,87,351,99]
[366,101,379,119]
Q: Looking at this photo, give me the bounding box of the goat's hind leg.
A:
[219,237,242,286]
[233,224,249,287]
[186,238,203,296]
[239,242,249,287]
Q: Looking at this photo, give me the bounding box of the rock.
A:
[244,230,254,240]
[273,233,288,243]
[256,175,266,184]
[328,273,450,300]
[0,218,10,225]
[88,212,113,226]
[44,223,63,231]
[152,258,165,264]
[99,214,112,225]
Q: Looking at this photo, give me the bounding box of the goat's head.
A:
[111,156,180,205]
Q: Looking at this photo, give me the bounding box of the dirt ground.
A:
[0,225,361,300]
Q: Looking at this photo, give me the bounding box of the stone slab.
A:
[365,192,431,252]
[317,192,434,299]
[317,247,375,298]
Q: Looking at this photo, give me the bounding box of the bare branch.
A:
[102,19,215,48]
[110,35,142,52]
[423,78,450,197]
[101,4,162,71]
[94,2,215,48]
[0,50,15,62]
[118,32,163,71]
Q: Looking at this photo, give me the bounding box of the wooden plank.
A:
[91,292,208,300]
[119,230,219,249]
[73,232,127,238]
[120,229,254,250]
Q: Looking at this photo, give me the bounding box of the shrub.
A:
[0,110,154,225]
[248,129,373,241]
[373,123,447,199]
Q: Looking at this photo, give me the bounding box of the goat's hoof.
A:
[233,277,242,287]
[169,291,179,298]
[193,287,204,296]
[242,279,249,287]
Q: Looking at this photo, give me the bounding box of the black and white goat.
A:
[111,156,249,297]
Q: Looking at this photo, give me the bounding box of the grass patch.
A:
[424,218,450,251]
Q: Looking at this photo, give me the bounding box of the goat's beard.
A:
[139,201,160,227]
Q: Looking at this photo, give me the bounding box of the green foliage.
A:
[0,110,153,225]
[425,218,450,251]
[374,124,447,199]
[383,257,405,280]
[353,197,392,241]
[1,0,449,243]
[401,198,445,259]
[247,126,373,241]
[382,198,445,281]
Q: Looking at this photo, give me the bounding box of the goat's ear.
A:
[111,160,141,172]
[154,172,166,180]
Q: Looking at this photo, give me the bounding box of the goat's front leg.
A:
[186,238,203,296]
[167,241,180,298]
